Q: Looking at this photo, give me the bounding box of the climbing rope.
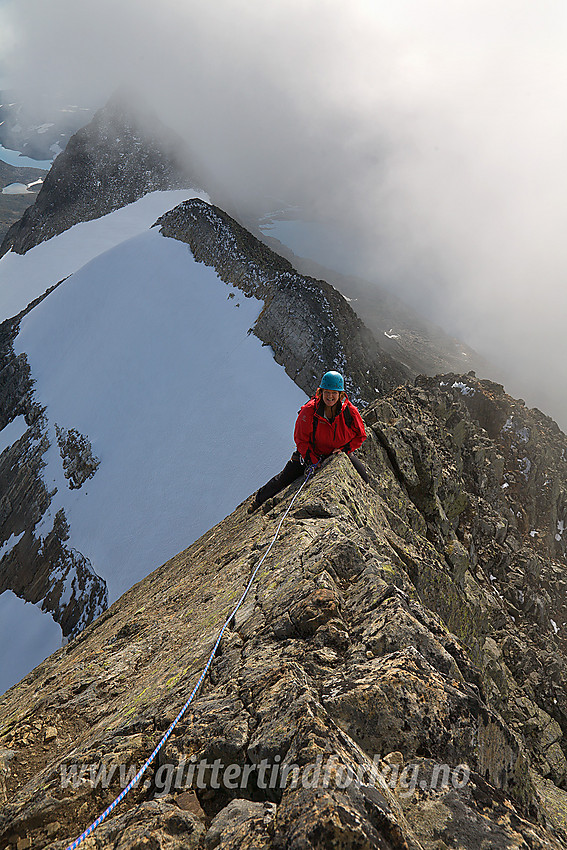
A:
[65,466,316,849]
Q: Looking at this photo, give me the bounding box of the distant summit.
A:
[0,93,202,257]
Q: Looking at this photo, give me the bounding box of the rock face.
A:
[54,425,100,491]
[157,200,409,403]
[0,94,200,257]
[0,305,107,638]
[1,374,566,848]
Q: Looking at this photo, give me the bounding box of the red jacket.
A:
[294,396,366,463]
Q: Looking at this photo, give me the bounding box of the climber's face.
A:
[322,389,340,407]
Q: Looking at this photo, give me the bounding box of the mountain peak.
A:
[0,95,201,257]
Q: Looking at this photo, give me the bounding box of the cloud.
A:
[2,0,567,425]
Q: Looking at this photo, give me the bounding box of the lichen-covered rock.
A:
[205,799,274,849]
[398,761,565,850]
[0,377,566,848]
[49,799,206,850]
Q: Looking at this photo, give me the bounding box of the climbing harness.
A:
[65,467,316,850]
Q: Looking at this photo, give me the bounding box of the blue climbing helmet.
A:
[319,371,345,391]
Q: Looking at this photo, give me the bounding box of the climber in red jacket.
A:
[248,371,369,513]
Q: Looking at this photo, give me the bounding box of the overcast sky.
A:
[1,0,567,425]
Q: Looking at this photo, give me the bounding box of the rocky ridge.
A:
[0,374,566,848]
[157,200,409,403]
[0,94,200,258]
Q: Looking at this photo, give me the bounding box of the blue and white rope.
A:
[65,468,315,849]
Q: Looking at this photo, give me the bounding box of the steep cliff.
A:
[1,374,566,849]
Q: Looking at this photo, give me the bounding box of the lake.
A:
[0,143,52,170]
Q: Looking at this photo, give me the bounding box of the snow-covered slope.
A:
[15,225,307,603]
[0,191,307,694]
[0,189,207,321]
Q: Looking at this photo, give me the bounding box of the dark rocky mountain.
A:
[0,94,201,257]
[1,374,566,848]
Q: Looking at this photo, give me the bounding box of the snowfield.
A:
[11,202,306,621]
[0,189,209,322]
[2,182,30,194]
